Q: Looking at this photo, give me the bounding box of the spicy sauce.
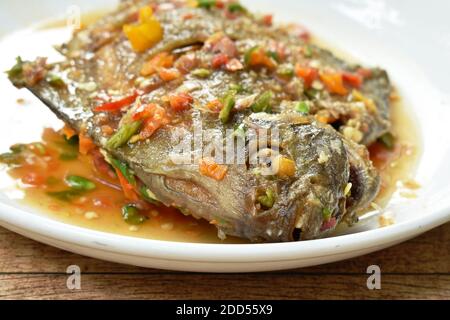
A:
[2,128,243,243]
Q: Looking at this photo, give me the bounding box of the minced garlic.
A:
[379,214,395,227]
[318,151,330,164]
[401,179,421,190]
[84,211,99,220]
[344,183,353,196]
[342,126,363,143]
[161,223,174,231]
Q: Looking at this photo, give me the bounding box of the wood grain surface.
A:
[0,223,449,300]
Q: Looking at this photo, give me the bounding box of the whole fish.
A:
[8,0,386,242]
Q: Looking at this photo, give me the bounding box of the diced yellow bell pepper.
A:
[352,89,377,113]
[186,0,199,8]
[275,155,296,178]
[139,6,154,23]
[123,6,163,53]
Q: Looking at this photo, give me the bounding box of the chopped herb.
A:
[322,207,333,221]
[122,204,148,225]
[106,120,142,149]
[47,190,83,202]
[244,46,259,66]
[229,83,244,93]
[277,64,294,77]
[378,132,395,150]
[197,0,216,9]
[192,68,211,78]
[47,74,65,88]
[6,57,24,80]
[251,91,273,113]
[219,90,237,124]
[257,189,276,209]
[109,157,136,186]
[65,175,96,191]
[227,2,246,13]
[295,101,310,115]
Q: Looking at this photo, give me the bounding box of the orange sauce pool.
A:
[2,128,244,244]
[369,95,420,208]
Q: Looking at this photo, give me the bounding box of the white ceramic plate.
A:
[0,0,449,272]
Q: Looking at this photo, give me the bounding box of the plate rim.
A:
[0,201,448,263]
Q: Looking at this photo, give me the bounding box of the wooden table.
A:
[0,223,448,300]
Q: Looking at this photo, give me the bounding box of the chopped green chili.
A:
[257,189,276,209]
[122,204,148,225]
[295,101,310,115]
[106,120,142,149]
[47,190,83,202]
[229,83,244,93]
[6,57,24,80]
[192,68,211,78]
[197,0,216,9]
[47,74,65,88]
[251,91,273,113]
[219,90,237,124]
[140,186,160,205]
[109,157,136,186]
[378,132,395,150]
[65,175,96,191]
[322,207,333,221]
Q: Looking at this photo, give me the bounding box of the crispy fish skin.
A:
[8,0,383,242]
